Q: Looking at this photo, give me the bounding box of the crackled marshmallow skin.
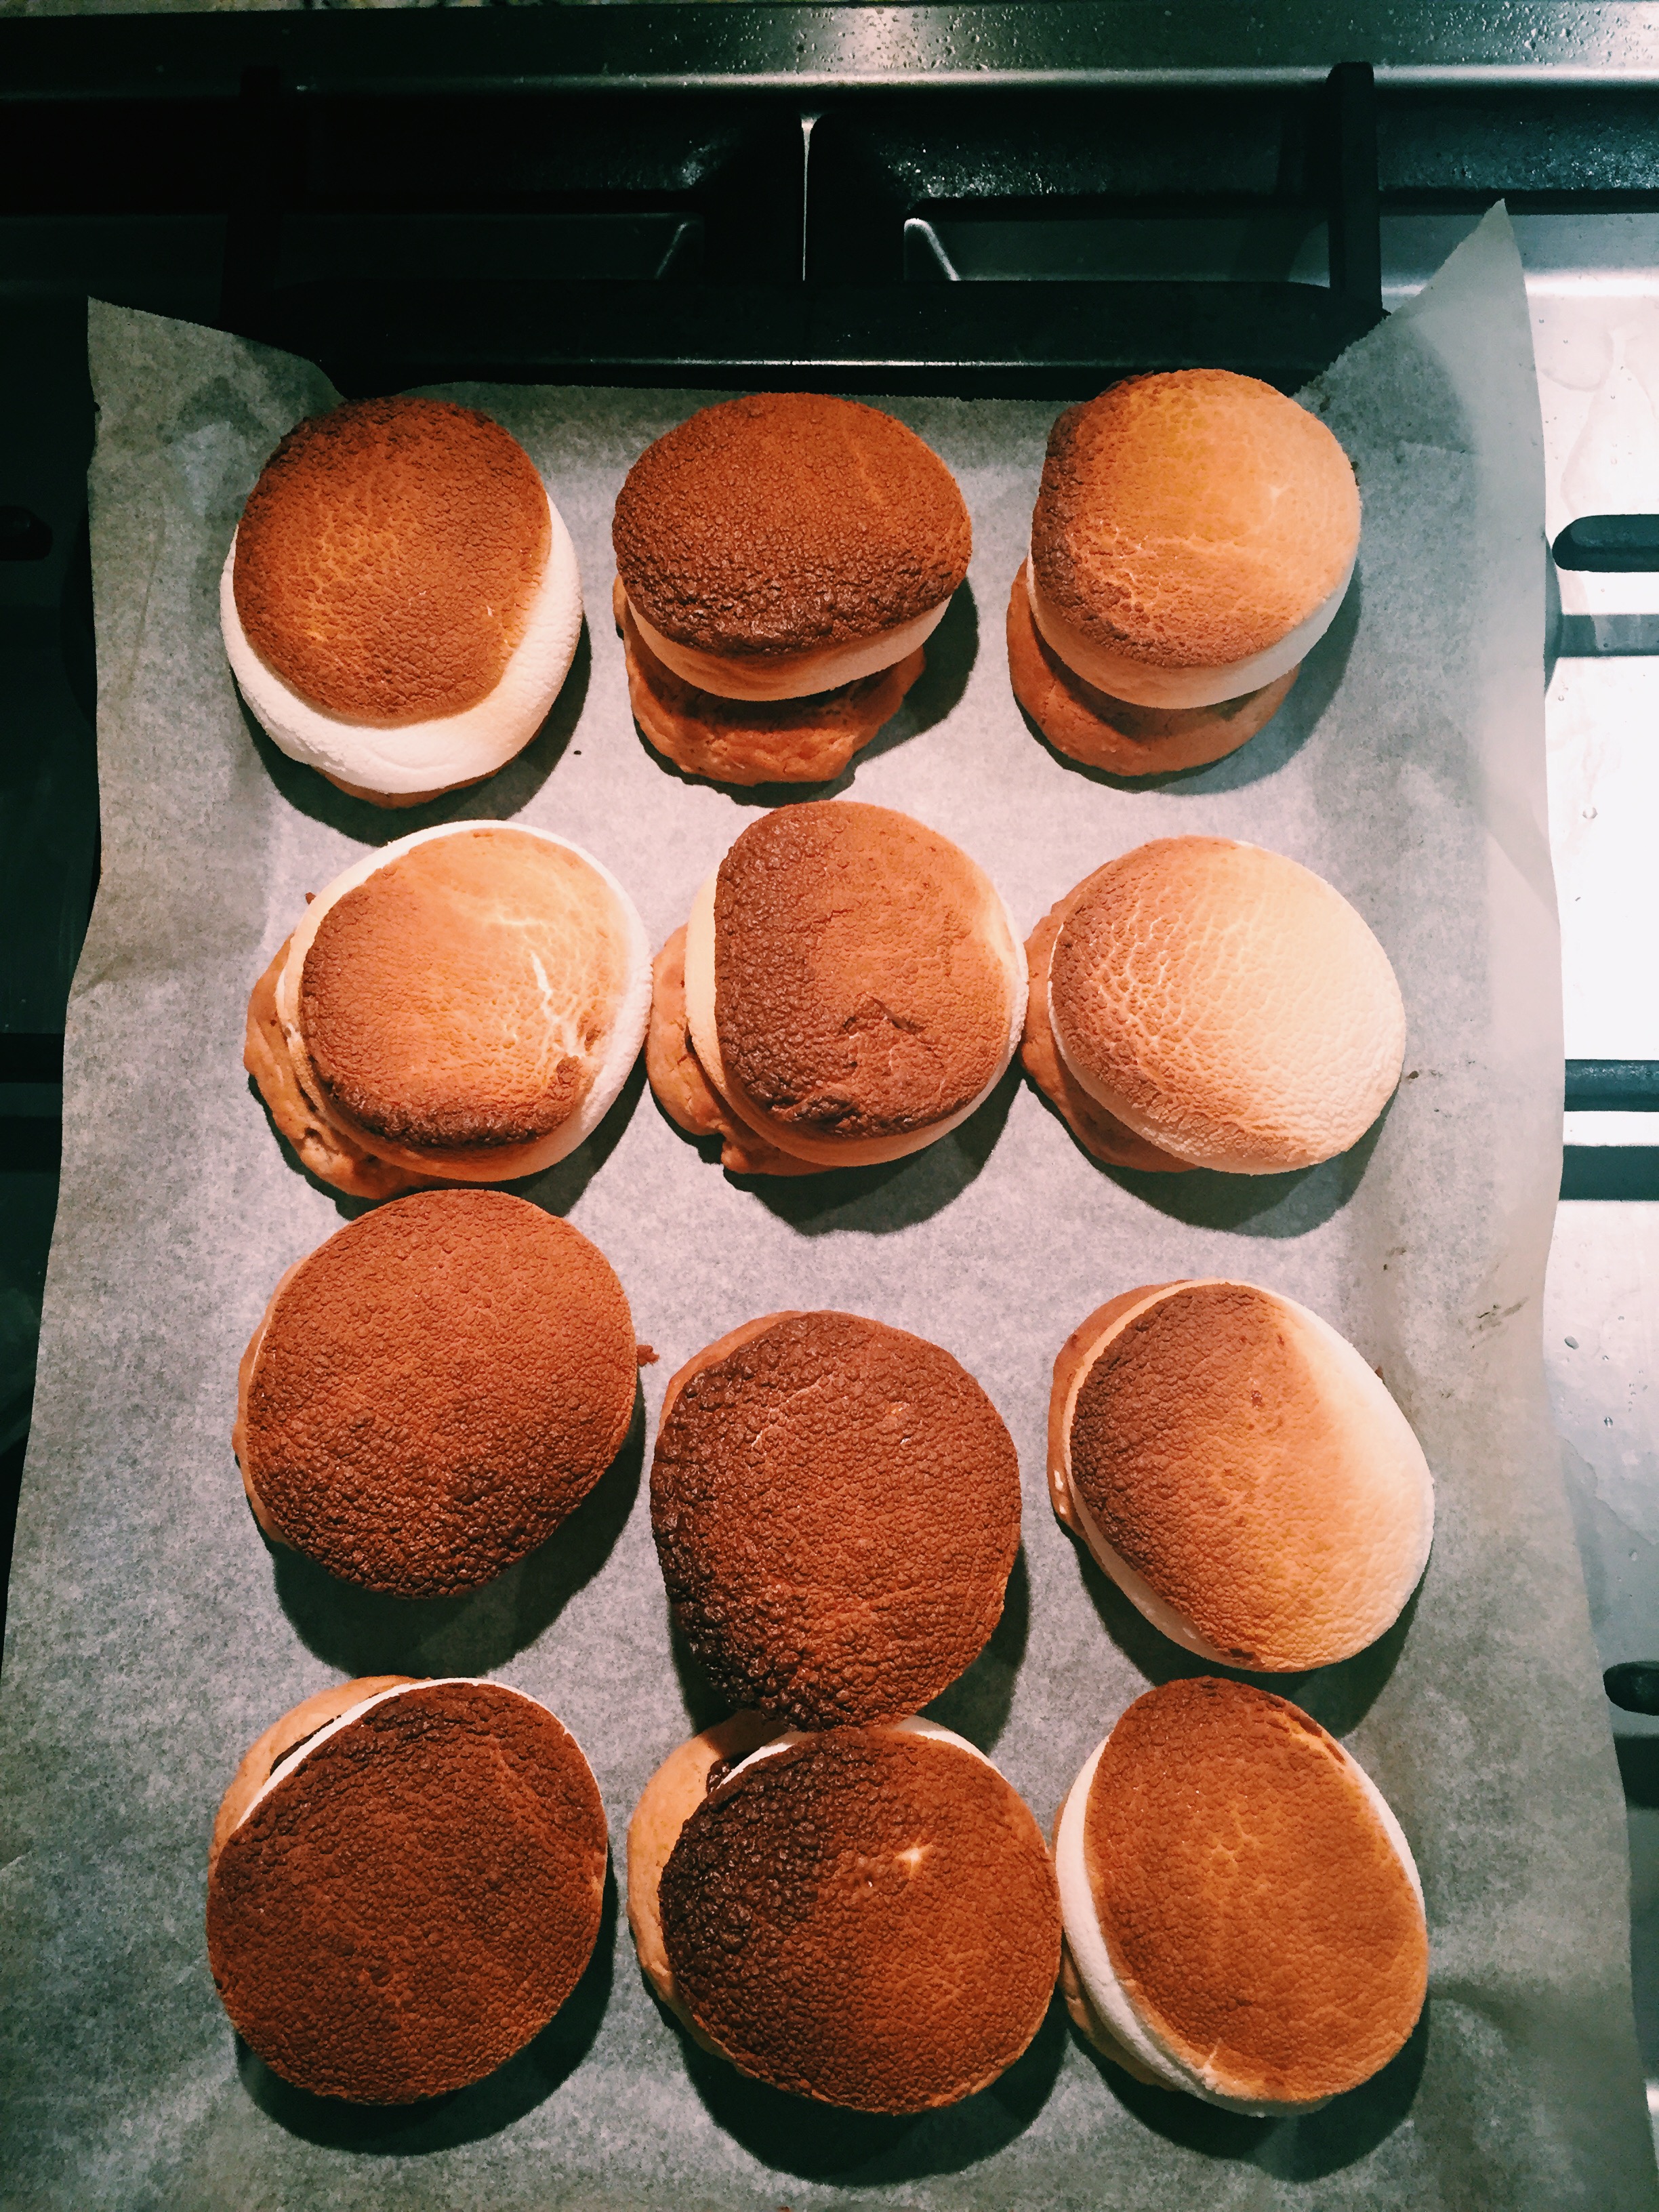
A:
[1048,1281,1434,1671]
[234,1191,640,1597]
[224,396,583,804]
[612,394,970,783]
[647,802,1025,1175]
[1019,893,1191,1174]
[1054,1678,1427,2114]
[1012,371,1359,772]
[632,1719,1060,2110]
[1029,836,1404,1175]
[207,1677,607,2103]
[244,821,651,1200]
[651,1310,1021,1728]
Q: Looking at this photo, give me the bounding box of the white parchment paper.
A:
[1,207,1654,2211]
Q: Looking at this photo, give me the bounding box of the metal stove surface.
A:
[1526,243,1659,2149]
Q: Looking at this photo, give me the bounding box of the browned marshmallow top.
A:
[1086,1677,1427,2107]
[299,827,632,1154]
[243,1191,636,1596]
[613,394,970,658]
[1031,371,1359,670]
[234,396,550,723]
[651,1311,1020,1728]
[714,803,1012,1144]
[207,1681,607,2104]
[1068,1282,1421,1669]
[660,1729,1060,2111]
[1046,837,1403,1172]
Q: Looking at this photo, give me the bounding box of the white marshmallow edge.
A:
[724,1713,998,1788]
[1055,1732,1423,2116]
[628,592,950,701]
[1025,548,1355,711]
[680,859,1028,1168]
[238,1677,583,1835]
[272,821,652,1179]
[222,487,583,795]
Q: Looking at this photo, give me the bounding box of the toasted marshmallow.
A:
[634,1720,1061,2112]
[1049,1280,1434,1672]
[626,1715,1001,2047]
[234,1191,639,1597]
[663,802,1025,1174]
[1041,837,1404,1176]
[207,1676,606,2105]
[626,591,949,703]
[652,1311,1021,1729]
[263,821,649,1188]
[1026,550,1353,712]
[1056,1680,1427,2114]
[614,392,970,705]
[226,1675,548,1840]
[1026,369,1359,712]
[222,493,581,800]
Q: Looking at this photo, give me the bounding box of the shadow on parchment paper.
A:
[246,1040,646,1226]
[268,1387,643,1676]
[246,1071,380,1223]
[1080,2003,1429,2179]
[735,1061,1019,1236]
[237,1860,617,2152]
[676,1986,1067,2184]
[629,581,978,808]
[238,617,590,839]
[1069,1541,1419,1736]
[922,1544,1029,1753]
[1100,1112,1387,1240]
[668,1607,731,1734]
[1079,1999,1433,2167]
[1013,566,1359,798]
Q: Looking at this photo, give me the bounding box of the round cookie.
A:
[1040,838,1404,1174]
[235,1191,638,1596]
[207,1677,607,2104]
[1054,1677,1427,2113]
[648,803,1025,1175]
[615,577,924,787]
[651,1311,1021,1727]
[224,396,583,804]
[1048,1281,1435,1671]
[657,1723,1061,2111]
[1029,370,1359,709]
[614,392,970,682]
[245,821,651,1198]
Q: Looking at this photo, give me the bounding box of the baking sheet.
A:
[1,205,1653,2211]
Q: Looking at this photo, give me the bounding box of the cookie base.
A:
[1007,567,1298,777]
[617,577,923,787]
